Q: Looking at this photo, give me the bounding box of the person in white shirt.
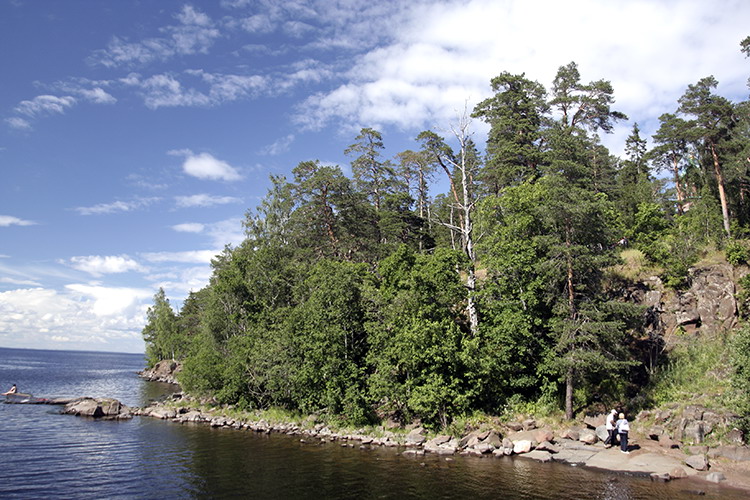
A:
[604,409,618,447]
[616,413,630,453]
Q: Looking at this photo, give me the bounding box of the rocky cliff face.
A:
[629,263,744,348]
[139,359,182,385]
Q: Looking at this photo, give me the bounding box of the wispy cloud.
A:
[5,117,32,130]
[73,197,160,215]
[15,95,77,118]
[141,249,220,264]
[0,215,37,227]
[66,255,147,277]
[0,277,43,287]
[260,134,295,155]
[124,70,269,109]
[90,5,220,68]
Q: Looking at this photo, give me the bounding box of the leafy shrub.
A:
[725,239,750,267]
[730,324,750,440]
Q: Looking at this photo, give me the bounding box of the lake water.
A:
[0,347,745,499]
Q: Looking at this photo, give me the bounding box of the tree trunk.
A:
[565,366,574,420]
[710,143,731,237]
[672,156,685,215]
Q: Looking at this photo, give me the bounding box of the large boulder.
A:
[63,398,131,419]
[139,360,182,384]
[513,440,533,454]
[684,454,708,471]
[579,428,598,444]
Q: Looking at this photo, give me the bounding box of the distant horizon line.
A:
[0,345,145,356]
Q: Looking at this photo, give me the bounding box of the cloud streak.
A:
[73,197,160,216]
[0,215,37,227]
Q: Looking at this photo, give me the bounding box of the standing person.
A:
[616,412,630,453]
[2,384,17,395]
[604,409,618,448]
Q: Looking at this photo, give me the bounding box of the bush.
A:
[730,324,750,440]
[725,239,750,267]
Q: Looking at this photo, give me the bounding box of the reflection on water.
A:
[0,347,747,500]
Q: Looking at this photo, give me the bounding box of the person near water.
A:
[616,412,630,453]
[604,409,618,447]
[2,384,18,395]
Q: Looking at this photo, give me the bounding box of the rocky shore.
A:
[59,392,750,494]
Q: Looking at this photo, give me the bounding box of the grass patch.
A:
[609,248,660,282]
[646,334,732,410]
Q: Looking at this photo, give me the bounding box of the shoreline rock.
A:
[58,392,750,493]
[138,360,182,385]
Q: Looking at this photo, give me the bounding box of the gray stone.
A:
[535,440,560,453]
[708,445,750,462]
[406,427,427,445]
[560,428,579,441]
[483,431,502,448]
[579,429,597,444]
[522,419,537,430]
[513,440,533,454]
[706,472,725,483]
[533,429,554,443]
[595,425,608,442]
[63,397,129,418]
[583,414,604,429]
[650,472,671,482]
[474,443,493,454]
[522,450,552,462]
[658,434,679,449]
[669,467,688,479]
[684,455,708,471]
[726,428,745,444]
[648,426,666,440]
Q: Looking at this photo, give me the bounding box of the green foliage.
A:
[725,239,750,266]
[141,57,750,432]
[142,288,180,367]
[646,335,731,408]
[366,246,473,428]
[730,323,750,437]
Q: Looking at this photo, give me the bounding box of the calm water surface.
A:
[0,347,745,499]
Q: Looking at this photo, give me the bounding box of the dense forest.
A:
[142,39,750,432]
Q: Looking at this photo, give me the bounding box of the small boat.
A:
[4,392,50,404]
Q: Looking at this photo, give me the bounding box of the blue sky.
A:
[1,0,749,354]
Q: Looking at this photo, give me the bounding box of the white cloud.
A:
[180,152,243,181]
[149,265,214,298]
[65,283,153,316]
[90,5,220,68]
[206,217,245,248]
[73,197,160,215]
[5,117,32,130]
[126,70,270,109]
[293,0,750,147]
[172,222,205,233]
[0,287,151,352]
[14,95,77,118]
[175,193,243,208]
[67,255,147,277]
[0,215,36,227]
[78,87,117,104]
[0,277,42,287]
[141,250,220,264]
[260,134,295,155]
